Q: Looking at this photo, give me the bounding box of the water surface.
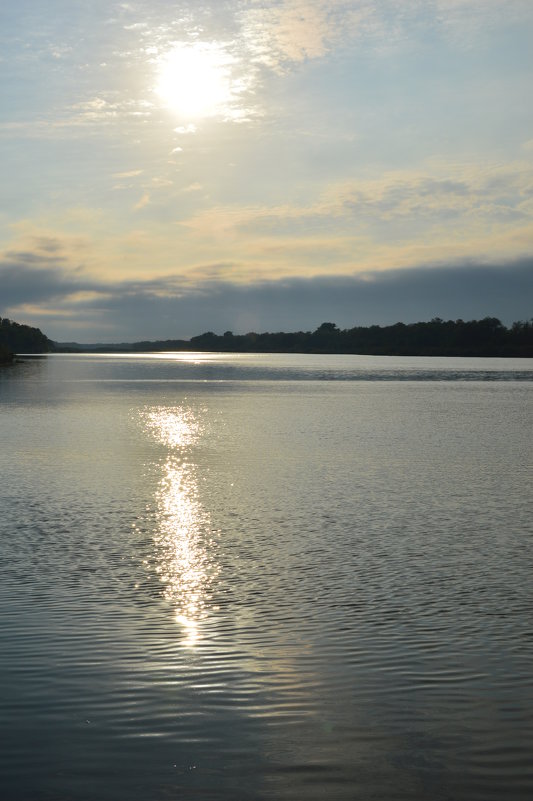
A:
[1,353,532,800]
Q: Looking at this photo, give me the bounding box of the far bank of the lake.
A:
[53,318,533,358]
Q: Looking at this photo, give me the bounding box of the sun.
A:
[155,43,234,119]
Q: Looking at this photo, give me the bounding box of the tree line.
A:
[1,316,532,358]
[126,317,533,357]
[0,317,53,359]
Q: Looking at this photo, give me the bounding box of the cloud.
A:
[0,99,153,142]
[113,169,144,178]
[179,159,533,271]
[329,165,533,230]
[0,232,95,312]
[240,0,370,71]
[239,0,533,73]
[242,1,329,68]
[432,0,533,44]
[0,261,89,309]
[3,153,532,294]
[2,250,531,341]
[134,193,151,210]
[3,0,530,149]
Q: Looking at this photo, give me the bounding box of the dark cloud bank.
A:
[1,257,532,342]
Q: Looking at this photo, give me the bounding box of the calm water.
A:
[1,353,532,801]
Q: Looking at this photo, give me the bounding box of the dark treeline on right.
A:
[186,318,533,356]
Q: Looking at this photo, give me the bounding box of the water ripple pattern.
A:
[0,353,532,801]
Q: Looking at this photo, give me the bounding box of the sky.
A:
[1,0,532,342]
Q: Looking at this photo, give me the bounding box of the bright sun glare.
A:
[155,43,234,119]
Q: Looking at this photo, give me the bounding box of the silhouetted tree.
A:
[0,318,52,353]
[50,317,533,357]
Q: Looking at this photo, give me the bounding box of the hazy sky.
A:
[1,0,532,341]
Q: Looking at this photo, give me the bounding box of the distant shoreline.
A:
[2,316,532,358]
[51,345,533,357]
[53,318,533,358]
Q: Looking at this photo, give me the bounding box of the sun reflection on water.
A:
[146,407,218,646]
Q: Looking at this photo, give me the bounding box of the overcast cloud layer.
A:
[2,254,531,342]
[1,1,532,340]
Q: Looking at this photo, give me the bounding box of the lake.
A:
[1,352,532,800]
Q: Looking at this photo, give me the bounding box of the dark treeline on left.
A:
[0,318,53,359]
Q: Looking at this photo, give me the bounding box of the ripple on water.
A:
[0,358,532,800]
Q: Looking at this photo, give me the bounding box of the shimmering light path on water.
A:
[1,354,532,800]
